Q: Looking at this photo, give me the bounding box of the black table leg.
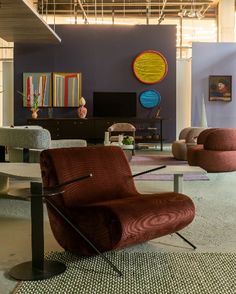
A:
[9,182,66,281]
[0,145,6,162]
[160,119,163,151]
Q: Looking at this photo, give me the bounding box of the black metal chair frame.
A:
[9,165,196,281]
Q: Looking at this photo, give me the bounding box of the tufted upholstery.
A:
[172,127,206,160]
[187,128,236,172]
[40,146,195,256]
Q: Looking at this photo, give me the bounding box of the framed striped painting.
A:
[23,72,52,107]
[53,72,82,107]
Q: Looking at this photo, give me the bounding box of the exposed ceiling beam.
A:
[34,0,218,19]
[38,1,216,8]
[0,0,61,43]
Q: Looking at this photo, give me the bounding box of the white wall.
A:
[2,61,14,126]
[192,42,236,128]
[176,58,191,138]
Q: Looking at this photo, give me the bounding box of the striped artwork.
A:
[23,73,52,107]
[53,72,82,107]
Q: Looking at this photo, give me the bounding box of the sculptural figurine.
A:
[77,97,87,118]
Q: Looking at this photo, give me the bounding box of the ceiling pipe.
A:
[76,0,88,23]
[146,0,151,25]
[157,0,167,24]
[34,1,214,7]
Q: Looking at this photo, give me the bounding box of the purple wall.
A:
[14,25,176,141]
[192,42,236,127]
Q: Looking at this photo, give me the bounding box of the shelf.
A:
[28,117,164,151]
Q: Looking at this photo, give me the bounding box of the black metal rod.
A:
[45,197,122,277]
[0,145,6,162]
[160,119,163,151]
[51,174,93,189]
[23,148,30,163]
[132,165,166,178]
[30,182,44,270]
[175,232,197,250]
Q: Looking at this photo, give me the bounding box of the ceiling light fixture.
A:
[178,1,205,20]
[177,9,187,18]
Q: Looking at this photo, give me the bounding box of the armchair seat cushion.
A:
[57,193,194,255]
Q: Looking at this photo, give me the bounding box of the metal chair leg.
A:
[45,198,123,277]
[175,232,196,250]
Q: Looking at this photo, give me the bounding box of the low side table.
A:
[0,163,66,281]
[132,165,207,193]
[105,143,134,161]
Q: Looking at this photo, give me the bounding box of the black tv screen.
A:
[93,92,136,117]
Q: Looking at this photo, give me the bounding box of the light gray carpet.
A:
[14,251,236,294]
[1,150,236,293]
[130,154,188,166]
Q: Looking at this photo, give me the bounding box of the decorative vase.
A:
[31,110,38,119]
[156,107,161,118]
[77,106,87,118]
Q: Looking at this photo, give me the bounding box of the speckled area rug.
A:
[13,251,235,294]
[130,155,188,166]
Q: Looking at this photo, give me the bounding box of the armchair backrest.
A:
[178,127,193,140]
[108,123,136,132]
[40,146,138,207]
[185,127,206,143]
[204,128,236,151]
[178,127,206,142]
[197,128,218,144]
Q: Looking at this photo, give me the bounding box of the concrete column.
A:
[0,61,2,126]
[218,0,235,42]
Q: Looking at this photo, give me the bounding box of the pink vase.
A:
[78,106,87,118]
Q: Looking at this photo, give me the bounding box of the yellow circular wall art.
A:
[133,50,168,84]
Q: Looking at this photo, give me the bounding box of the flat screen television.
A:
[93,92,136,117]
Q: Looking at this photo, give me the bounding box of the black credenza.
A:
[27,117,165,150]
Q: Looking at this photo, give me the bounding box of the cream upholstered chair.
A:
[0,126,87,163]
[107,123,136,155]
[172,127,206,160]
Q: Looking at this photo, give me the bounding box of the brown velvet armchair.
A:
[40,146,195,258]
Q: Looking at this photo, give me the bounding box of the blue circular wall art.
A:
[139,90,161,108]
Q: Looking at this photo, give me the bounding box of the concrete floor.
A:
[1,148,171,294]
[1,147,236,293]
[0,201,62,294]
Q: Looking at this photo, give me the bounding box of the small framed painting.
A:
[209,75,232,102]
[23,72,52,107]
[53,72,82,107]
